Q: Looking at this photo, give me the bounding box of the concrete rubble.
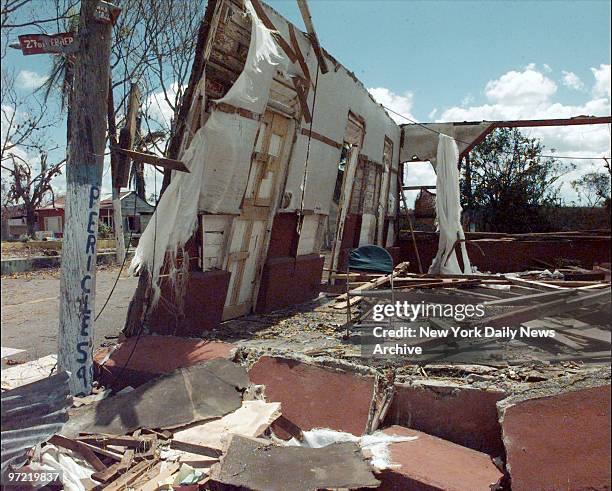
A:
[2,346,609,489]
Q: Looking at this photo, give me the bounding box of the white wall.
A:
[264,4,402,217]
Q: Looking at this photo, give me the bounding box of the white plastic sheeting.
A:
[428,134,472,275]
[282,428,416,470]
[129,0,283,303]
[28,445,95,491]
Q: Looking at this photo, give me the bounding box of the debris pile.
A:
[2,344,610,490]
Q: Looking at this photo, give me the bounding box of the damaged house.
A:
[127,0,402,334]
[125,0,611,337]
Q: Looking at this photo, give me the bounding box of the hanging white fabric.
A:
[128,0,284,305]
[428,134,472,275]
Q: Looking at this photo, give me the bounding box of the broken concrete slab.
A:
[209,435,380,490]
[1,354,58,390]
[94,335,234,390]
[498,367,611,491]
[63,359,249,437]
[249,356,375,436]
[383,379,507,456]
[377,425,503,491]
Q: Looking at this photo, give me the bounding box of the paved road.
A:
[1,267,138,362]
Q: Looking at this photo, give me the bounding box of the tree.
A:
[571,171,611,207]
[462,128,574,233]
[1,69,64,235]
[41,0,205,200]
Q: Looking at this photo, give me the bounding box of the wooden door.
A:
[223,110,292,319]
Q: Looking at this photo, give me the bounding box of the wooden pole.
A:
[398,173,423,274]
[106,77,126,264]
[329,146,359,284]
[464,152,473,232]
[58,0,113,396]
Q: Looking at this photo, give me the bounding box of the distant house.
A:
[37,197,65,236]
[1,204,29,239]
[36,191,154,236]
[98,191,155,234]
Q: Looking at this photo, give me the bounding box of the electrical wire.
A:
[296,59,321,238]
[104,170,160,390]
[94,189,139,321]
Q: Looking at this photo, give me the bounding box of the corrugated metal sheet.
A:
[1,371,72,476]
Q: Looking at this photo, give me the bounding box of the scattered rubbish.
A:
[27,444,96,491]
[1,347,25,360]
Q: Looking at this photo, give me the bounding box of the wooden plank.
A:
[103,459,159,491]
[49,435,106,472]
[333,262,410,309]
[213,101,262,122]
[296,0,329,73]
[300,128,342,149]
[483,288,578,306]
[288,23,311,85]
[91,461,127,484]
[250,0,298,63]
[112,147,189,173]
[77,434,147,448]
[171,440,223,459]
[292,76,312,123]
[505,276,566,290]
[115,84,141,189]
[471,290,611,329]
[138,462,181,491]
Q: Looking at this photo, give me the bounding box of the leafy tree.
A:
[571,171,611,207]
[461,128,574,233]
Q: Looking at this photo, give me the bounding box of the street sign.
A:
[94,1,121,25]
[17,33,76,56]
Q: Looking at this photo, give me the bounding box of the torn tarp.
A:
[428,134,472,275]
[129,0,285,305]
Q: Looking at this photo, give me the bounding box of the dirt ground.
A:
[1,265,137,362]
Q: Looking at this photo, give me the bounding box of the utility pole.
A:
[58,0,115,396]
[107,77,126,264]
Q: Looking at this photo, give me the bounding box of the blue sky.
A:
[2,0,611,203]
[268,0,611,119]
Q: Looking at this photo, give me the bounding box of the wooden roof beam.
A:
[296,0,329,74]
[112,147,189,173]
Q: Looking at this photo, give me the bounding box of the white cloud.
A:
[145,83,182,129]
[484,64,557,105]
[561,71,584,91]
[16,70,47,90]
[591,64,611,98]
[437,63,611,204]
[368,87,415,124]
